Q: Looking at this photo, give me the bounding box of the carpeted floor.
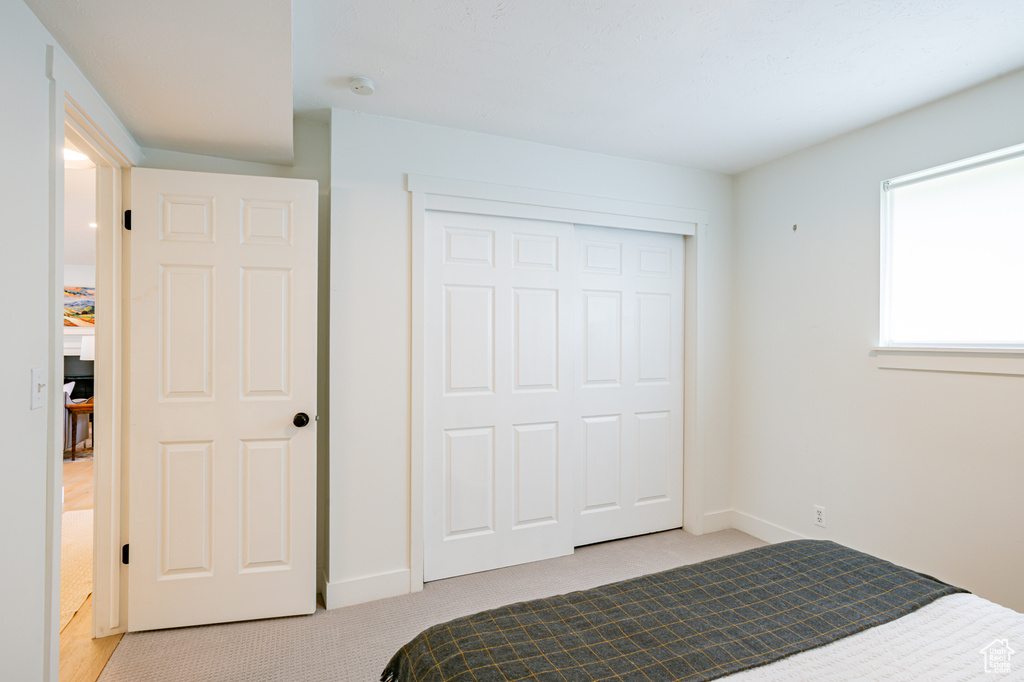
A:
[99,529,765,682]
[61,509,94,631]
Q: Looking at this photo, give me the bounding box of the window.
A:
[881,143,1024,349]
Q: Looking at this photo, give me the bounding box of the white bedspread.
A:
[731,593,1024,680]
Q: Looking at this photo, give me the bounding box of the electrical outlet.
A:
[814,504,827,528]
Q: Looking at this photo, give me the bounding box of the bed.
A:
[382,540,1024,681]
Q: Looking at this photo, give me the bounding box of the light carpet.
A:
[61,509,93,631]
[99,529,765,682]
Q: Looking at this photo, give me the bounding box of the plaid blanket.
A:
[381,540,965,681]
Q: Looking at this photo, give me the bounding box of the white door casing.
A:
[423,211,576,581]
[573,226,684,546]
[127,168,318,631]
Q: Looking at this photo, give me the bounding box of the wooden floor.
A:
[60,596,122,682]
[63,459,94,514]
[60,457,122,682]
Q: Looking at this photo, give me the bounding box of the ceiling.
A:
[26,0,1024,174]
[26,0,294,164]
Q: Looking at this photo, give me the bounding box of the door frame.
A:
[63,113,130,639]
[408,174,710,592]
[46,47,141,674]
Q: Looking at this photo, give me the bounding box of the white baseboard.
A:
[323,568,412,610]
[702,510,735,533]
[320,513,805,610]
[731,510,805,544]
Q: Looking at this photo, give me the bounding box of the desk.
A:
[67,399,93,461]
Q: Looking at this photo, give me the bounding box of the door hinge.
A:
[122,544,129,565]
[124,209,132,230]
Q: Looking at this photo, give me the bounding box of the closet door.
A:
[574,226,684,546]
[423,211,575,581]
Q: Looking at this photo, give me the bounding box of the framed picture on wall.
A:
[64,286,95,328]
[63,286,95,356]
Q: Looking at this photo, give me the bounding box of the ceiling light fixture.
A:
[349,76,375,96]
[89,222,98,228]
[64,148,89,161]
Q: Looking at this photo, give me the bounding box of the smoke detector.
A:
[349,76,375,96]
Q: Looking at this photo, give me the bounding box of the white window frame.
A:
[874,142,1024,376]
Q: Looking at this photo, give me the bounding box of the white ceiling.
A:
[26,0,1024,174]
[26,0,294,164]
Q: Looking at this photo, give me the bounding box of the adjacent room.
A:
[3,1,1023,680]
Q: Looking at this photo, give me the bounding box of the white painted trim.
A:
[884,139,1024,191]
[45,47,139,666]
[873,345,1024,354]
[731,511,805,544]
[323,568,412,610]
[90,165,124,637]
[871,348,1024,377]
[681,225,707,536]
[50,50,142,167]
[45,53,64,682]
[410,178,712,589]
[408,174,706,232]
[65,112,131,640]
[423,194,695,236]
[409,190,426,595]
[702,510,734,533]
[878,181,893,348]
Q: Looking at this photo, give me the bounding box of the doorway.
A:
[60,139,98,633]
[58,132,125,680]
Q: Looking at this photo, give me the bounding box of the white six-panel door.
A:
[573,226,684,546]
[423,211,684,580]
[127,168,318,631]
[424,211,576,581]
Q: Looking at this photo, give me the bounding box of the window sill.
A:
[870,347,1024,377]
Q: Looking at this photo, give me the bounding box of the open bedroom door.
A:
[126,168,318,631]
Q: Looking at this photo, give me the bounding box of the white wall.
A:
[139,116,333,597]
[733,68,1024,611]
[328,110,735,606]
[64,167,97,265]
[2,0,68,676]
[63,264,96,288]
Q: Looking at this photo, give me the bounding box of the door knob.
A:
[293,412,310,427]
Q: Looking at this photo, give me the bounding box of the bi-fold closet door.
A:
[423,211,683,582]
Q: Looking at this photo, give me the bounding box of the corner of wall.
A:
[703,509,805,544]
